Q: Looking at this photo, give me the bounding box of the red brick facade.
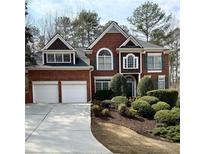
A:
[87,33,127,97]
[26,70,91,103]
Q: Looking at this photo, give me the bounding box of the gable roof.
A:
[120,36,143,48]
[42,34,75,50]
[87,22,129,49]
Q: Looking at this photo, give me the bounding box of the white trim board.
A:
[120,36,143,48]
[42,34,75,50]
[88,22,128,49]
[27,66,93,70]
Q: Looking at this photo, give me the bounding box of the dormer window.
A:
[46,53,71,63]
[123,54,138,69]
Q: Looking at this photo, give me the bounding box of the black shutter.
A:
[154,78,158,89]
[93,58,96,70]
[162,54,164,69]
[144,54,147,70]
[165,76,169,89]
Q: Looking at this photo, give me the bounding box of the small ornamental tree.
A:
[110,73,127,96]
[137,76,154,96]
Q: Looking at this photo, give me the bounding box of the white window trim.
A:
[46,53,71,63]
[123,53,139,69]
[158,75,165,89]
[96,48,113,70]
[147,53,162,71]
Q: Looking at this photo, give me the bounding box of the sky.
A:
[27,0,180,32]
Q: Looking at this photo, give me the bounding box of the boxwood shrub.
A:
[111,96,129,108]
[151,101,171,112]
[137,76,154,96]
[131,99,155,118]
[139,96,159,105]
[94,90,113,100]
[147,89,178,107]
[154,108,180,125]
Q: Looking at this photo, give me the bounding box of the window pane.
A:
[104,57,111,63]
[98,57,104,63]
[47,54,54,62]
[128,56,134,68]
[56,54,62,62]
[102,82,109,90]
[98,64,104,70]
[64,54,70,62]
[96,82,101,91]
[158,76,165,89]
[148,56,154,69]
[155,56,162,69]
[105,63,112,69]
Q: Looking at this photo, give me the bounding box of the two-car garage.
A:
[32,81,87,103]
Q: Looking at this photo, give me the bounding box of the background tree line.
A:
[25,1,179,89]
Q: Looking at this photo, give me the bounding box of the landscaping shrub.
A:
[154,108,180,125]
[126,108,138,118]
[101,100,112,108]
[147,89,178,107]
[110,73,127,96]
[111,96,129,108]
[140,96,159,105]
[91,105,102,116]
[137,76,154,96]
[94,90,113,100]
[152,125,180,142]
[101,109,111,117]
[118,104,127,115]
[151,101,171,112]
[131,99,155,118]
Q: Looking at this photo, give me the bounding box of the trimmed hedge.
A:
[151,101,171,112]
[139,96,159,105]
[154,108,180,125]
[111,96,129,108]
[137,76,154,96]
[94,90,113,100]
[147,89,178,107]
[131,99,155,118]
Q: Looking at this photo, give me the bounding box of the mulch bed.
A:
[92,109,160,140]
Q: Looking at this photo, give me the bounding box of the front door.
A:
[126,77,134,97]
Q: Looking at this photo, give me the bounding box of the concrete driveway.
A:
[25,103,112,154]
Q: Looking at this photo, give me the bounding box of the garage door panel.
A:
[33,83,58,103]
[62,83,87,103]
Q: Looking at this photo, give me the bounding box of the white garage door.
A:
[61,81,87,103]
[33,81,59,103]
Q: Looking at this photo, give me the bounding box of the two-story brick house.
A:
[26,22,169,103]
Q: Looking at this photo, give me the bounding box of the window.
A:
[55,54,63,62]
[97,48,113,70]
[46,53,71,63]
[95,80,110,91]
[47,54,55,62]
[123,54,138,69]
[158,75,165,89]
[63,54,71,62]
[147,53,162,70]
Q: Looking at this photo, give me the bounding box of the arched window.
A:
[123,54,138,69]
[97,48,113,70]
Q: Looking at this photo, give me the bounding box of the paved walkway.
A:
[25,103,112,154]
